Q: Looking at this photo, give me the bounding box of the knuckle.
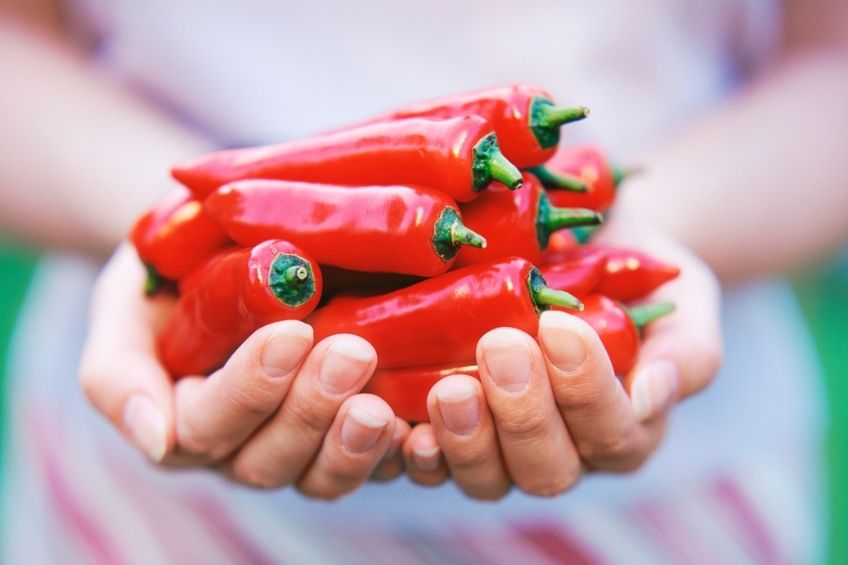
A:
[553,381,606,413]
[578,429,636,463]
[285,399,335,438]
[462,481,511,502]
[225,382,282,418]
[299,472,358,501]
[496,408,551,442]
[449,447,495,473]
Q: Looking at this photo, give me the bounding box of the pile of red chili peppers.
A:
[131,84,681,422]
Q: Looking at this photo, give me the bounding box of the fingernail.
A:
[538,311,587,372]
[319,339,375,395]
[436,379,480,435]
[341,406,388,454]
[261,323,313,378]
[412,445,441,472]
[123,394,167,462]
[481,332,532,393]
[631,360,679,422]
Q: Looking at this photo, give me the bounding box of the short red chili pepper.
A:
[564,294,674,375]
[161,240,322,377]
[360,84,589,168]
[307,257,581,369]
[545,245,681,301]
[365,361,480,423]
[453,173,602,268]
[529,145,627,213]
[171,116,523,202]
[130,188,230,291]
[204,180,486,277]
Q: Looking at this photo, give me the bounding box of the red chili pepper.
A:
[130,188,230,290]
[545,245,681,301]
[366,293,673,419]
[171,116,523,202]
[307,257,581,369]
[160,240,322,377]
[565,294,674,375]
[204,180,487,277]
[360,84,589,168]
[529,145,626,213]
[539,252,608,298]
[453,172,601,268]
[366,361,480,423]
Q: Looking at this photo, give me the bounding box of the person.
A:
[1,0,846,562]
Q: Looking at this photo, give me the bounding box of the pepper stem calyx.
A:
[626,302,675,330]
[472,133,523,191]
[268,253,316,308]
[432,207,487,262]
[529,97,590,148]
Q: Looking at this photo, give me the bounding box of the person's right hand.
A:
[78,244,410,498]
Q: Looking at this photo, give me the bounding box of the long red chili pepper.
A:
[545,245,681,301]
[307,257,581,369]
[171,116,523,202]
[130,188,230,290]
[204,180,487,277]
[565,294,674,375]
[529,145,626,213]
[161,240,322,377]
[359,84,589,168]
[453,172,601,268]
[539,252,608,298]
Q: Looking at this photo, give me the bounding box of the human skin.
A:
[2,0,847,499]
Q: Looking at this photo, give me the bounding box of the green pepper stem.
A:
[144,263,163,296]
[529,267,583,311]
[612,164,644,187]
[527,166,587,192]
[285,265,309,284]
[543,207,603,232]
[534,285,584,311]
[486,149,523,190]
[534,105,591,129]
[626,302,675,329]
[450,221,487,249]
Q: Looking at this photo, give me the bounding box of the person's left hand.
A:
[398,222,723,499]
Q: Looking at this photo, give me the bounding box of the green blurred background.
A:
[1,240,846,563]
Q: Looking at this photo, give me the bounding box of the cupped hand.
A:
[78,244,410,499]
[403,220,723,499]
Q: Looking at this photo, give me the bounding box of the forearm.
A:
[618,45,848,283]
[0,17,209,256]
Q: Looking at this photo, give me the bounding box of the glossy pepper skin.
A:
[307,257,581,369]
[563,294,674,375]
[366,361,480,423]
[360,84,589,168]
[204,180,486,277]
[130,188,230,285]
[171,116,523,202]
[454,172,601,268]
[530,145,622,213]
[161,240,322,377]
[539,252,608,298]
[545,245,681,301]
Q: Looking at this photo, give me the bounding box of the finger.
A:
[228,334,376,489]
[428,375,510,500]
[173,321,313,461]
[371,418,411,482]
[537,310,653,472]
[477,327,581,496]
[78,244,176,462]
[628,251,723,421]
[297,394,395,499]
[403,424,449,487]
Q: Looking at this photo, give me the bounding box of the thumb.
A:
[78,244,176,461]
